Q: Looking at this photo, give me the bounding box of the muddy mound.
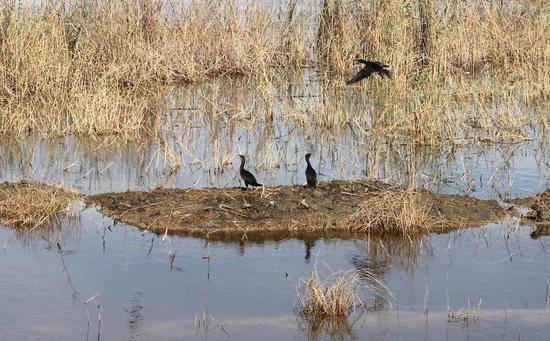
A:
[88,181,507,239]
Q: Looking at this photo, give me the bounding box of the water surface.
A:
[0,206,548,340]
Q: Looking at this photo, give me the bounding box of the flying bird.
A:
[346,59,392,85]
[304,153,318,188]
[238,155,262,189]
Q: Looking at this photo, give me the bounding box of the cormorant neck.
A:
[305,156,311,166]
[239,158,245,170]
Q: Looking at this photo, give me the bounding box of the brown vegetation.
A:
[297,270,364,321]
[0,0,547,141]
[0,0,307,136]
[295,267,389,339]
[346,188,433,235]
[0,181,80,230]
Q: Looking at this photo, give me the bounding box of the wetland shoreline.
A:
[87,180,511,239]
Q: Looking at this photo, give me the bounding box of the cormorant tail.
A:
[378,68,392,78]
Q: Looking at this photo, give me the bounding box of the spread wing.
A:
[346,69,373,85]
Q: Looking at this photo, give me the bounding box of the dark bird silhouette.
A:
[238,155,262,189]
[346,59,392,85]
[305,153,317,188]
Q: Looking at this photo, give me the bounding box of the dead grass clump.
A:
[0,181,80,231]
[296,269,388,338]
[347,188,433,235]
[297,270,365,322]
[447,299,482,325]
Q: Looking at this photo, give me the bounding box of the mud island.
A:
[88,180,509,239]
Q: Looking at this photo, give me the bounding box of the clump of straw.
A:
[297,270,364,321]
[347,188,433,235]
[0,181,80,231]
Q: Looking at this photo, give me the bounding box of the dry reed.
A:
[0,181,80,230]
[297,270,364,321]
[0,0,546,142]
[296,268,389,337]
[447,298,482,325]
[347,188,433,235]
[0,0,307,136]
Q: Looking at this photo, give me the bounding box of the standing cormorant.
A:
[346,59,392,85]
[238,155,262,189]
[305,153,317,188]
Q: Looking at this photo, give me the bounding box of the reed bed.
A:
[0,0,307,136]
[0,181,80,230]
[0,0,547,142]
[318,0,548,81]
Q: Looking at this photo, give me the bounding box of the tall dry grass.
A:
[312,0,549,144]
[0,0,547,142]
[0,0,307,136]
[317,0,548,82]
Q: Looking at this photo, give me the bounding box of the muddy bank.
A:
[507,190,550,238]
[87,180,507,239]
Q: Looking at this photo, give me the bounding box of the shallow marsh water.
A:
[0,85,549,340]
[0,134,549,340]
[0,206,549,340]
[0,132,548,199]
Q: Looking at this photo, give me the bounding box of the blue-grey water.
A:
[0,207,548,340]
[0,98,548,340]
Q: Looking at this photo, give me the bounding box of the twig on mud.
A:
[142,215,162,233]
[127,201,164,211]
[222,191,238,203]
[341,191,360,197]
[218,204,250,218]
[204,229,220,240]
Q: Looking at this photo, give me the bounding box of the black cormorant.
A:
[305,153,317,188]
[346,59,392,85]
[238,155,262,189]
